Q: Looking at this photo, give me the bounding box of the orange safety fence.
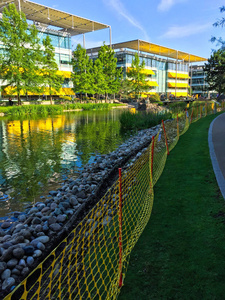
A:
[4,101,224,300]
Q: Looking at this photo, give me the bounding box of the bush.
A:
[149,94,160,102]
[120,110,172,131]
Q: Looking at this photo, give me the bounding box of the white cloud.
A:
[103,0,150,41]
[161,22,211,38]
[158,0,186,12]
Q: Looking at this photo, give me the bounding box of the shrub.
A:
[149,94,160,102]
[120,110,172,131]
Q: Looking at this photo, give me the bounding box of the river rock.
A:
[37,242,45,251]
[29,207,39,214]
[7,259,18,269]
[76,191,86,199]
[2,277,15,290]
[50,203,57,210]
[1,268,11,281]
[32,236,49,244]
[23,246,34,255]
[56,215,67,223]
[49,191,58,197]
[33,250,42,258]
[70,197,78,206]
[1,222,11,229]
[1,248,13,261]
[49,223,61,232]
[32,217,42,225]
[18,259,26,267]
[13,248,25,259]
[20,229,31,240]
[21,267,29,276]
[27,256,34,267]
[0,262,6,274]
[12,268,20,276]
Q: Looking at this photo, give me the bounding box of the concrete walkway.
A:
[208,112,225,199]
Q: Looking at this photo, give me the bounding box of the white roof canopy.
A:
[0,0,109,35]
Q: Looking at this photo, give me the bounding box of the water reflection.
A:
[0,109,126,217]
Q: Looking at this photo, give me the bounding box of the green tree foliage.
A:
[211,6,225,47]
[71,44,93,99]
[97,44,122,101]
[92,58,105,99]
[0,4,43,105]
[42,36,64,104]
[118,78,132,101]
[126,53,150,99]
[204,49,225,96]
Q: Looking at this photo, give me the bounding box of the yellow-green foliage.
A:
[149,94,160,102]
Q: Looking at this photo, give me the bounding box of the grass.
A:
[0,103,123,115]
[119,112,225,300]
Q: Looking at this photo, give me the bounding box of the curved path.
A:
[208,112,225,199]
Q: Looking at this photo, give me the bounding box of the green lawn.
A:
[119,113,225,300]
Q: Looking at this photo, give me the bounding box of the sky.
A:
[34,0,225,60]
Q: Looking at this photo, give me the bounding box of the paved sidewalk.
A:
[208,112,225,199]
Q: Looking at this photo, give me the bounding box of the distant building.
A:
[0,0,109,98]
[189,65,216,98]
[87,40,207,98]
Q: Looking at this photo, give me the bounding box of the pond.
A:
[0,109,128,218]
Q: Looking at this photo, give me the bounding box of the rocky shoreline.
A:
[0,124,160,296]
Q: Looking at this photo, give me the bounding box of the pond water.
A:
[0,109,128,218]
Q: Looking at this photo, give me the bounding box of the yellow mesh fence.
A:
[4,101,224,300]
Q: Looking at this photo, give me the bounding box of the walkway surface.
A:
[208,112,225,199]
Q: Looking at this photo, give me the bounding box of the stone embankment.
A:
[0,124,160,295]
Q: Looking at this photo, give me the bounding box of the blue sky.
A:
[35,0,224,59]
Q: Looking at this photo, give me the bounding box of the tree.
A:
[97,44,122,101]
[92,58,105,100]
[71,44,93,99]
[126,53,150,99]
[0,3,43,105]
[211,6,225,48]
[118,78,132,101]
[204,49,225,96]
[41,36,64,104]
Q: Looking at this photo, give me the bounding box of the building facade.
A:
[0,0,109,98]
[189,65,216,98]
[87,40,206,99]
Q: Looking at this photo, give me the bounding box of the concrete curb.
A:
[208,113,225,200]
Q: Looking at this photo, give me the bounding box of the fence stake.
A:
[205,103,207,116]
[177,114,179,139]
[118,168,123,288]
[200,105,202,118]
[197,106,199,120]
[191,109,194,123]
[162,120,169,155]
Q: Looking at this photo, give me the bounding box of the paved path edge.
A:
[208,113,225,200]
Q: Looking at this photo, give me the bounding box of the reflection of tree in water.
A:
[0,109,126,213]
[0,118,65,204]
[75,118,122,166]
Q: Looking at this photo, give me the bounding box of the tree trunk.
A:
[17,93,21,106]
[105,92,107,102]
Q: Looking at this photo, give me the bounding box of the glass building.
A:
[87,40,207,98]
[0,0,109,97]
[189,65,216,98]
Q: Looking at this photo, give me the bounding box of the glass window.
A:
[48,34,59,48]
[60,54,70,65]
[55,53,60,65]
